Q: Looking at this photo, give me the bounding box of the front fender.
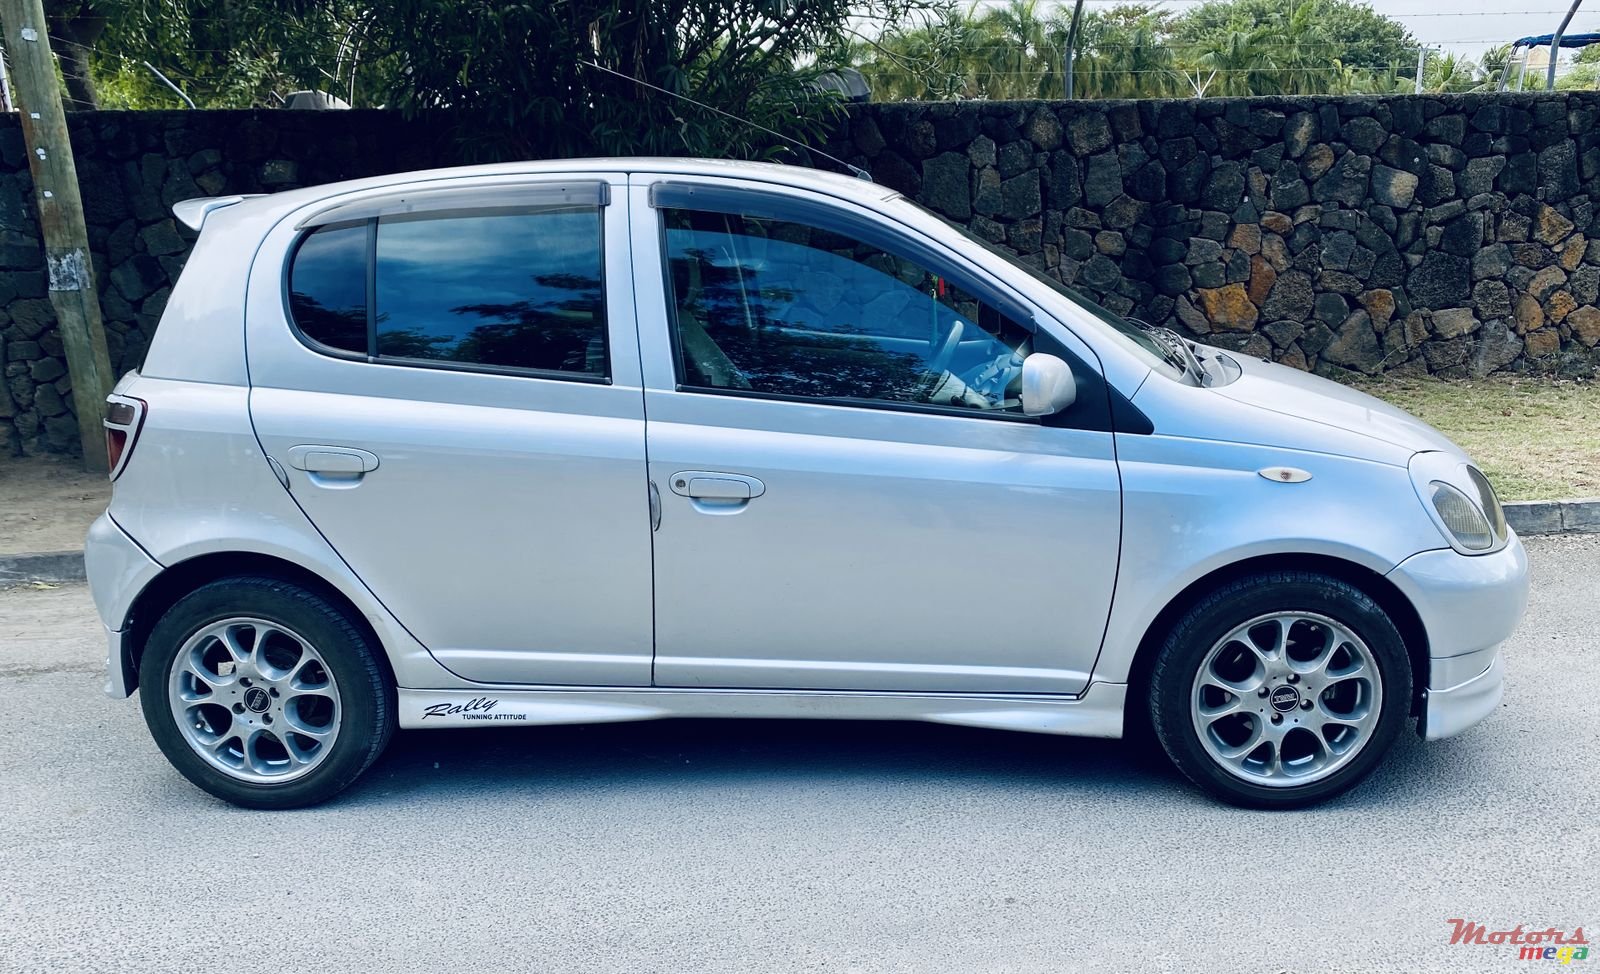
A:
[1092,433,1443,684]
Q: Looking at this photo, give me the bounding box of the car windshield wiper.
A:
[1131,319,1208,385]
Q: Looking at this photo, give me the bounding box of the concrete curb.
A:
[1,501,1596,586]
[1503,498,1600,537]
[0,550,86,585]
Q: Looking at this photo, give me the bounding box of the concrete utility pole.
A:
[0,0,115,469]
[1063,0,1085,99]
[1414,46,1427,94]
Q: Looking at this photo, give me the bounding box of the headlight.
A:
[1429,481,1494,550]
[1408,452,1508,555]
[1465,465,1507,539]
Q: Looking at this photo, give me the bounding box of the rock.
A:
[1440,213,1485,257]
[1067,112,1113,156]
[1370,165,1418,208]
[1248,255,1278,305]
[1185,237,1223,266]
[1302,144,1336,180]
[1473,244,1511,280]
[110,254,165,303]
[1201,162,1246,211]
[1261,211,1294,236]
[1514,294,1546,333]
[1262,320,1305,347]
[1431,307,1480,339]
[1196,283,1259,332]
[1026,108,1063,151]
[1524,326,1560,357]
[1359,289,1396,326]
[967,135,996,168]
[29,357,65,383]
[1313,292,1348,325]
[1544,290,1577,323]
[139,220,186,257]
[1175,295,1211,334]
[1101,194,1147,229]
[1154,263,1192,296]
[1564,306,1600,345]
[1044,151,1081,210]
[1321,232,1356,271]
[260,159,299,186]
[1312,151,1371,207]
[999,171,1041,219]
[1472,280,1512,318]
[1407,253,1471,309]
[1458,156,1506,197]
[1533,205,1575,245]
[920,153,971,220]
[1559,236,1587,271]
[1079,254,1121,290]
[1083,152,1121,206]
[1570,264,1600,304]
[1276,113,1313,159]
[1228,223,1261,254]
[1322,310,1382,373]
[997,140,1032,178]
[1538,141,1579,201]
[1469,319,1522,377]
[1344,116,1387,154]
[1262,270,1314,320]
[1528,265,1568,300]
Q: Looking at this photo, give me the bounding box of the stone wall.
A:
[0,110,449,456]
[6,94,1600,456]
[826,93,1600,381]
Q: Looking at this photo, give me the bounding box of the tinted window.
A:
[288,223,368,354]
[663,208,1031,412]
[375,208,606,376]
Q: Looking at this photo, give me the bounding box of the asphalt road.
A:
[2,537,1596,974]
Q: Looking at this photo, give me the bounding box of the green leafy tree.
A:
[1170,0,1414,73]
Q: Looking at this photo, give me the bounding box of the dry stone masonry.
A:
[5,94,1600,455]
[829,93,1600,382]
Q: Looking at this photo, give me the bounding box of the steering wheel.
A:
[928,319,965,374]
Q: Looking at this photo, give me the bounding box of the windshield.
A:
[893,196,1183,376]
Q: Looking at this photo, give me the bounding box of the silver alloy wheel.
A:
[1190,611,1383,788]
[167,617,342,784]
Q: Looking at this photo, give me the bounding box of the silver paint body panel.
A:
[88,157,1528,746]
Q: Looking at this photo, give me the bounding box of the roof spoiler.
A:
[172,195,262,232]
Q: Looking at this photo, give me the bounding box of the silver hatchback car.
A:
[86,158,1528,810]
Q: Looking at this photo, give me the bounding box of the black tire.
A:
[1148,571,1412,809]
[139,576,394,809]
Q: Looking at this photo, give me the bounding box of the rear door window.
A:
[286,203,608,379]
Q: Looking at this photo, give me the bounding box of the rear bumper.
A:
[1421,653,1504,741]
[84,512,161,698]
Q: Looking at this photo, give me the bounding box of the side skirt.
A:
[397,682,1127,738]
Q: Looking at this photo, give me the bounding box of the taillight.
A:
[103,395,146,481]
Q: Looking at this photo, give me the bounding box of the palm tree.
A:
[1196,27,1277,96]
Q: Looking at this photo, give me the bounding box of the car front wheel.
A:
[1149,571,1412,809]
[139,576,394,809]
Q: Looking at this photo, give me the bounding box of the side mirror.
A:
[1020,353,1077,417]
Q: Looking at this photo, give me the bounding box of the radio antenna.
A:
[577,60,872,182]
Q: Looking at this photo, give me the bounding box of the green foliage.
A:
[854,0,1425,100]
[361,0,898,160]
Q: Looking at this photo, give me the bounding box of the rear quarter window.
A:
[287,222,368,354]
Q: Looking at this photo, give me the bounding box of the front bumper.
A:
[1421,654,1504,741]
[1387,532,1527,740]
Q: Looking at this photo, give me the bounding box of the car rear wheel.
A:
[1148,571,1412,809]
[139,576,394,809]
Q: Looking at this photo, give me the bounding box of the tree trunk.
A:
[43,3,104,110]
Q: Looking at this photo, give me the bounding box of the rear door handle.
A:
[285,446,380,485]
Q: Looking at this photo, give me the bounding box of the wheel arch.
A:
[1122,552,1430,738]
[119,551,395,696]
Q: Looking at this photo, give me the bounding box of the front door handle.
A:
[668,471,765,499]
